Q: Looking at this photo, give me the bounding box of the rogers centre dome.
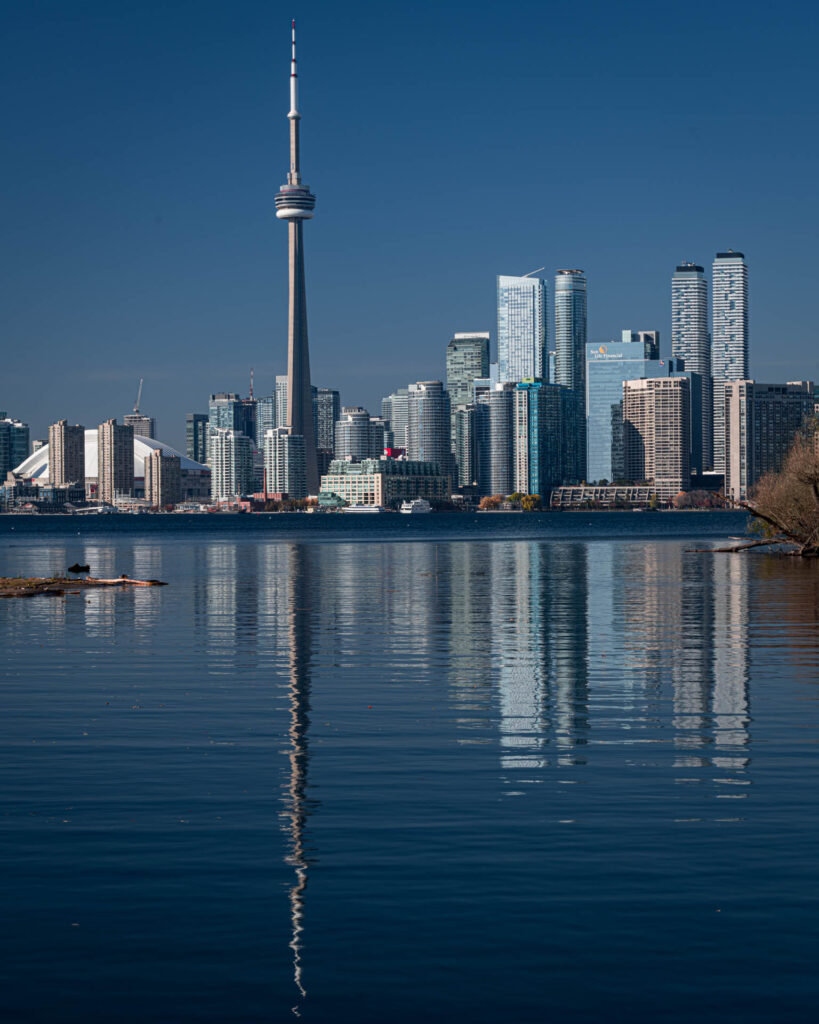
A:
[14,431,210,494]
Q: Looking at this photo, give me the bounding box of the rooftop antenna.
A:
[522,266,546,278]
[133,377,143,414]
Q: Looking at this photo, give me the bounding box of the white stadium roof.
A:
[14,431,208,481]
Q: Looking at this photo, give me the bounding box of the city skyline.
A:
[4,1,819,450]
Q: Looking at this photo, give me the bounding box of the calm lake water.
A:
[2,512,819,1022]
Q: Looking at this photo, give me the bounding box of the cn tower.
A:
[275,20,319,494]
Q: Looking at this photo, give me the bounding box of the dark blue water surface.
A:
[2,511,819,1023]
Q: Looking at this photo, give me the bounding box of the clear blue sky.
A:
[3,0,818,450]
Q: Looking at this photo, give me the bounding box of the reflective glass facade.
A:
[513,381,583,496]
[586,342,658,483]
[497,276,547,383]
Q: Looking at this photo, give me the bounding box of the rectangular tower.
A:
[622,377,690,499]
[98,419,134,503]
[48,420,85,485]
[497,275,547,384]
[672,262,712,469]
[711,251,749,473]
[724,381,814,500]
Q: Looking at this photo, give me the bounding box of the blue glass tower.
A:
[585,339,659,483]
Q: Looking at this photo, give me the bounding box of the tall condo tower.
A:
[711,251,748,473]
[554,270,588,392]
[275,21,319,494]
[672,263,712,470]
[497,274,547,383]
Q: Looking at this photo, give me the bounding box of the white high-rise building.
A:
[210,428,252,501]
[672,263,711,469]
[497,274,547,383]
[711,251,748,472]
[275,376,289,429]
[264,427,307,498]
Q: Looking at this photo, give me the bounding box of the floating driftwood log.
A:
[0,576,167,598]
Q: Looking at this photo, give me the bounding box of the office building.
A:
[724,381,815,501]
[487,382,516,496]
[672,262,712,467]
[712,251,749,472]
[32,440,47,452]
[513,381,584,496]
[98,419,134,503]
[320,457,450,508]
[0,415,30,478]
[447,333,490,441]
[585,338,659,483]
[275,23,319,493]
[407,381,452,474]
[621,330,660,359]
[334,407,385,461]
[48,420,85,486]
[124,413,156,439]
[314,387,341,453]
[622,377,690,499]
[210,428,253,501]
[186,413,209,464]
[264,427,307,498]
[554,270,588,392]
[144,449,181,508]
[454,404,479,487]
[497,274,547,383]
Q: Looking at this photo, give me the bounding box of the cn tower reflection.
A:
[280,544,316,1016]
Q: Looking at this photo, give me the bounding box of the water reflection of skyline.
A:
[26,536,756,793]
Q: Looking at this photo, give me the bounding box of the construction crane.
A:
[522,266,546,279]
[133,378,143,415]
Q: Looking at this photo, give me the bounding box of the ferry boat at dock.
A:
[399,499,432,514]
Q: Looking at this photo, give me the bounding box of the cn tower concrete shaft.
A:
[275,20,318,494]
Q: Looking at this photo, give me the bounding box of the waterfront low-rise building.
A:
[550,485,659,509]
[320,457,450,508]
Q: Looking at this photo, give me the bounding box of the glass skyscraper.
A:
[585,339,659,484]
[554,270,587,392]
[513,381,583,497]
[672,262,712,470]
[711,251,749,472]
[185,412,208,465]
[497,275,547,383]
